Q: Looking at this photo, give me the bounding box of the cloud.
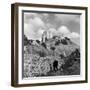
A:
[24,14,45,40]
[48,28,57,36]
[46,23,54,29]
[24,12,80,41]
[57,26,70,35]
[70,32,80,38]
[24,13,38,23]
[57,25,79,39]
[24,23,36,40]
[29,17,45,28]
[55,14,80,23]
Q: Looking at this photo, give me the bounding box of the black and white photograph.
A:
[11,3,87,87]
[23,11,81,78]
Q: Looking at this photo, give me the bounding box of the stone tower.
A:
[42,31,52,42]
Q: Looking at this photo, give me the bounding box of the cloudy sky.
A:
[24,12,80,45]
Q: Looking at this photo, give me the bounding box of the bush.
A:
[61,39,68,45]
[41,42,47,49]
[38,51,46,57]
[24,35,29,45]
[50,47,55,51]
[52,36,57,39]
[36,40,40,44]
[55,40,60,46]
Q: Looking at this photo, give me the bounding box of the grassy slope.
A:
[24,38,80,77]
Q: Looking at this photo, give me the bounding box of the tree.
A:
[61,39,67,45]
[36,40,40,44]
[29,39,33,45]
[24,35,29,45]
[45,37,48,41]
[55,40,60,46]
[38,51,46,57]
[41,42,47,49]
[65,37,70,41]
[50,47,55,56]
[52,36,57,39]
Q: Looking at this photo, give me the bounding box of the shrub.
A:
[24,35,29,45]
[38,51,46,57]
[36,40,40,44]
[50,47,55,51]
[61,39,68,45]
[55,40,60,45]
[41,42,47,49]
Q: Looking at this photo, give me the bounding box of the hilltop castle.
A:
[42,31,52,42]
[41,30,70,43]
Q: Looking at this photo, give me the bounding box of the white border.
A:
[18,6,86,84]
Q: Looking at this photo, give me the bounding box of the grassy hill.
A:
[23,36,80,77]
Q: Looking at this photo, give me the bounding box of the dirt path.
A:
[46,69,65,76]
